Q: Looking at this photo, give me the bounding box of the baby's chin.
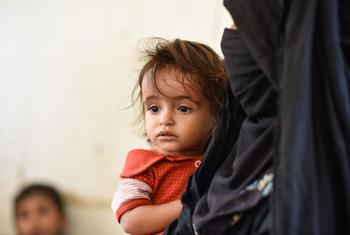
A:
[153,146,203,156]
[152,148,180,156]
[151,142,204,156]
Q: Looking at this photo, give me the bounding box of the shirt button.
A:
[194,160,201,168]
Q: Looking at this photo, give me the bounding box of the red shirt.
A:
[115,149,202,221]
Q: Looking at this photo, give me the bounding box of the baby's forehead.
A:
[145,66,201,85]
[142,80,203,104]
[17,193,51,205]
[142,68,203,96]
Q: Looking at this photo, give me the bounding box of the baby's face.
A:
[16,194,65,235]
[142,67,214,156]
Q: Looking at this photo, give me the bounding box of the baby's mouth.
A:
[157,131,177,138]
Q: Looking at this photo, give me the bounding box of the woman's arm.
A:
[120,200,182,235]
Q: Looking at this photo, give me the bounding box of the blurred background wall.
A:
[0,1,231,234]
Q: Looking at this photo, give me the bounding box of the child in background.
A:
[111,38,227,235]
[14,183,67,235]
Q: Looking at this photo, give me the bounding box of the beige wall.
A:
[0,1,231,234]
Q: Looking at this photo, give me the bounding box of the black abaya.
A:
[165,0,350,234]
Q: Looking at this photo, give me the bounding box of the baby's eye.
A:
[178,106,192,113]
[148,105,160,113]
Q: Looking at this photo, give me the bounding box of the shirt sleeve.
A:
[111,178,153,221]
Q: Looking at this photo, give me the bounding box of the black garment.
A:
[225,0,350,233]
[165,28,277,235]
[273,0,350,234]
[166,0,350,234]
[191,29,276,235]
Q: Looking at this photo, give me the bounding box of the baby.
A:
[112,38,227,235]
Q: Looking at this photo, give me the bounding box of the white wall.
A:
[0,1,231,234]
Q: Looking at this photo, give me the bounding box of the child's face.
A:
[16,194,66,235]
[142,67,214,156]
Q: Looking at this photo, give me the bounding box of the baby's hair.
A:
[132,38,227,131]
[14,184,65,217]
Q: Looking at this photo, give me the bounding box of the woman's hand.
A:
[230,21,238,30]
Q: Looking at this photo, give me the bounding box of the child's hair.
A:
[132,38,227,129]
[14,184,65,217]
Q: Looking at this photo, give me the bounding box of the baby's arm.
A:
[120,199,182,235]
